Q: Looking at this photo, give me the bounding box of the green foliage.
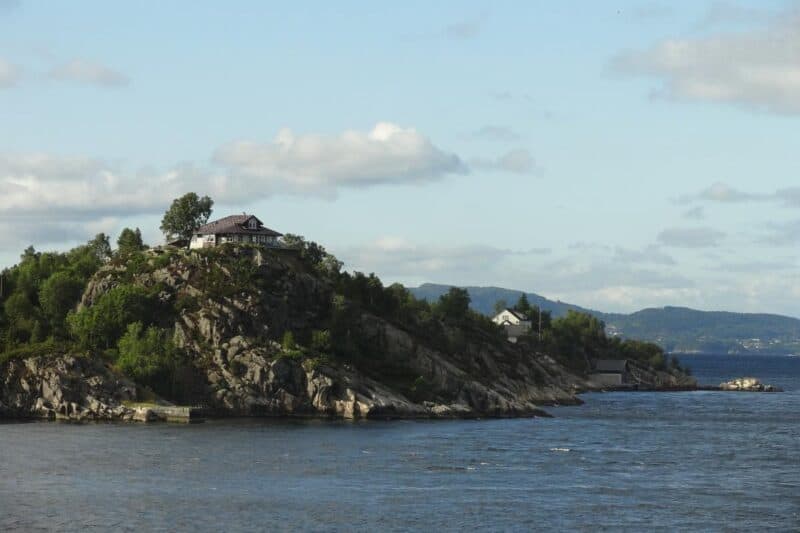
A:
[151,251,175,270]
[493,299,508,314]
[160,192,214,241]
[310,329,331,353]
[117,227,145,256]
[88,233,112,261]
[282,233,343,275]
[536,310,672,374]
[0,238,105,350]
[514,293,531,315]
[174,293,200,314]
[68,284,156,350]
[281,330,297,350]
[434,287,471,321]
[116,322,182,396]
[0,339,72,366]
[38,272,83,333]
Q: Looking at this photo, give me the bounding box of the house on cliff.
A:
[189,214,282,249]
[492,309,532,343]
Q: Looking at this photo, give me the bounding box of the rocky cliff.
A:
[0,245,693,422]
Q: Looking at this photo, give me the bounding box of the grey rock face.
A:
[1,355,137,421]
[3,248,603,421]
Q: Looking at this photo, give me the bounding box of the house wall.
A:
[590,373,623,386]
[191,233,279,248]
[189,234,216,249]
[492,310,532,328]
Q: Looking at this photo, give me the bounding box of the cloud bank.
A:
[0,123,529,223]
[0,58,20,88]
[612,7,800,114]
[49,59,130,87]
[657,227,726,248]
[214,122,467,196]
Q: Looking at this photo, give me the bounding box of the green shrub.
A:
[0,339,71,366]
[67,284,155,350]
[281,331,297,350]
[310,329,331,353]
[116,322,181,395]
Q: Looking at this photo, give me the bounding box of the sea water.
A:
[1,354,798,531]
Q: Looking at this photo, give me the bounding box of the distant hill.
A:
[408,283,800,355]
[408,283,600,318]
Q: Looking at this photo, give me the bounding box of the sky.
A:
[1,0,799,316]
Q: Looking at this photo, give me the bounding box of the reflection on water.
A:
[1,354,798,531]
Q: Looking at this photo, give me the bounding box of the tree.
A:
[160,193,214,241]
[117,322,179,394]
[89,233,112,261]
[514,293,532,316]
[117,227,145,256]
[67,284,154,349]
[39,272,83,332]
[493,299,508,315]
[436,287,471,320]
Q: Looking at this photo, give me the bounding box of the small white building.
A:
[492,308,532,329]
[492,309,532,343]
[189,214,282,249]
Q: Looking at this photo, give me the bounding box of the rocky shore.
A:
[717,377,782,392]
[0,247,697,423]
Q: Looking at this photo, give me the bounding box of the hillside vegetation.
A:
[411,283,800,355]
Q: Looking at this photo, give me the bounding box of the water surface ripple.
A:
[1,354,798,531]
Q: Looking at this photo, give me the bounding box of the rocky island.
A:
[718,377,782,392]
[0,201,697,422]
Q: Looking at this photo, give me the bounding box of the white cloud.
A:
[682,206,705,220]
[678,182,800,208]
[698,182,766,203]
[337,237,553,290]
[612,7,800,114]
[471,148,538,174]
[49,59,129,87]
[443,14,487,40]
[469,125,521,142]
[0,58,20,88]
[0,123,473,222]
[657,227,726,248]
[0,154,217,218]
[214,122,467,196]
[613,245,676,266]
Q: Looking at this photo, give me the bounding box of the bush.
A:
[310,329,331,353]
[0,339,71,366]
[116,322,181,395]
[68,284,155,350]
[281,331,297,350]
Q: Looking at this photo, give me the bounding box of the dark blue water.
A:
[1,354,798,531]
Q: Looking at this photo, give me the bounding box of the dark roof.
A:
[593,359,629,373]
[195,214,282,237]
[504,308,529,321]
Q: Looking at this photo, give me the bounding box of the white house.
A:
[492,308,532,329]
[189,214,282,249]
[492,308,532,343]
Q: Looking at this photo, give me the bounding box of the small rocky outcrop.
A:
[0,355,138,421]
[719,377,781,392]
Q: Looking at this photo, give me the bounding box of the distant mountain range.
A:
[408,283,800,355]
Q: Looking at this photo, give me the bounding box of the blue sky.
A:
[2,0,799,316]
